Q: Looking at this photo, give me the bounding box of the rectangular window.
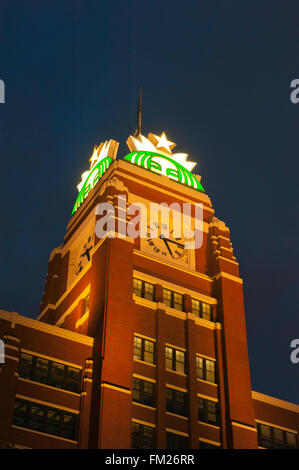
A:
[35,357,49,384]
[257,423,297,449]
[201,302,212,321]
[166,432,187,449]
[133,278,143,297]
[12,398,78,441]
[173,292,183,311]
[133,278,154,301]
[196,356,216,383]
[18,352,33,380]
[133,378,155,407]
[165,347,186,374]
[198,397,218,425]
[19,352,81,394]
[133,336,155,364]
[163,289,183,311]
[191,299,200,316]
[192,299,212,321]
[131,422,154,449]
[48,361,65,389]
[166,387,188,417]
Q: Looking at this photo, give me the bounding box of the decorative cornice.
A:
[0,310,94,346]
[252,391,299,413]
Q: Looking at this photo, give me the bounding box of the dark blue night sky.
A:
[0,1,298,404]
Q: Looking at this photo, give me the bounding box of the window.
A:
[166,388,188,417]
[133,378,155,407]
[133,278,154,301]
[198,397,218,425]
[166,432,187,449]
[165,347,186,374]
[196,356,216,383]
[163,289,183,311]
[13,398,78,440]
[257,423,297,449]
[19,352,81,393]
[192,299,212,321]
[132,422,155,449]
[133,336,155,364]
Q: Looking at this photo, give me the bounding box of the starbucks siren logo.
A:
[72,131,204,215]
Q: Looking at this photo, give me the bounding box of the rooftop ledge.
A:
[0,309,94,347]
[252,390,299,413]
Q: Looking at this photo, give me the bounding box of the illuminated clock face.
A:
[146,223,186,261]
[76,235,93,275]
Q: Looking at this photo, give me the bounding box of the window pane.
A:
[12,400,27,427]
[34,358,49,384]
[273,428,284,444]
[143,381,154,407]
[132,378,141,402]
[132,423,154,449]
[175,350,185,374]
[192,299,200,316]
[133,279,142,297]
[144,340,154,364]
[166,388,187,416]
[28,404,44,431]
[144,282,154,301]
[205,360,215,383]
[49,362,65,389]
[165,347,173,370]
[134,336,142,360]
[163,289,172,307]
[260,424,271,439]
[173,293,183,311]
[207,401,217,424]
[174,391,186,416]
[45,409,61,436]
[132,423,140,448]
[142,425,154,449]
[167,432,187,449]
[202,303,211,321]
[65,367,81,393]
[19,353,33,380]
[286,432,297,448]
[196,356,203,380]
[198,397,205,422]
[61,413,77,440]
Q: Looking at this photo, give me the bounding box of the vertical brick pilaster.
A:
[184,294,192,313]
[155,284,163,303]
[156,307,166,449]
[214,326,228,448]
[186,315,198,448]
[78,358,93,449]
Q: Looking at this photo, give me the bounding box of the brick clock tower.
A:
[0,130,298,449]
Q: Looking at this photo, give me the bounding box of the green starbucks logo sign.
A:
[123,151,205,192]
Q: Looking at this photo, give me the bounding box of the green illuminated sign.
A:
[72,156,113,215]
[123,151,205,192]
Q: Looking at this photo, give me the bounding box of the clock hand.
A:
[159,236,185,249]
[160,237,174,257]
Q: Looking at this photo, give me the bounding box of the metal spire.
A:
[133,86,142,137]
